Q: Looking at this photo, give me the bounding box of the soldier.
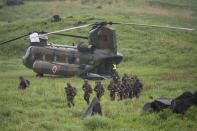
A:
[128,77,135,98]
[121,73,130,99]
[117,80,124,100]
[82,79,93,104]
[123,81,129,99]
[112,70,120,84]
[18,76,30,89]
[133,78,143,98]
[94,81,105,100]
[65,82,77,108]
[122,73,129,84]
[131,75,143,98]
[107,80,117,101]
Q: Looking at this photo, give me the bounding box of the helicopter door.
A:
[97,59,113,75]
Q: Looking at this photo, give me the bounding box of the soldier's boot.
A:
[111,93,115,101]
[136,93,139,98]
[128,92,132,98]
[84,95,87,103]
[111,96,115,101]
[87,95,90,104]
[68,103,71,108]
[71,100,74,106]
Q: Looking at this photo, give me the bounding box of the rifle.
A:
[24,80,29,88]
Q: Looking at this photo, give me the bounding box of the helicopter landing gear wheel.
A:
[36,73,44,77]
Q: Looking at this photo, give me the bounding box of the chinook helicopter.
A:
[0,22,195,79]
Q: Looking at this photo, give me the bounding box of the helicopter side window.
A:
[43,55,46,61]
[65,56,68,63]
[54,55,57,62]
[68,51,76,64]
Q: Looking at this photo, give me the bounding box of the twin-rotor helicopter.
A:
[0,21,195,79]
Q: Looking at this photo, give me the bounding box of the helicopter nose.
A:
[23,56,33,69]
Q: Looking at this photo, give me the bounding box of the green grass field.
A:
[0,0,197,130]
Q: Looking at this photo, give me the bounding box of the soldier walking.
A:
[112,70,120,84]
[133,78,143,98]
[18,76,30,89]
[82,79,92,104]
[122,73,129,84]
[117,80,124,100]
[65,82,77,108]
[94,81,105,100]
[107,80,117,101]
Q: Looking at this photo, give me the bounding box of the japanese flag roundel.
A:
[52,66,57,73]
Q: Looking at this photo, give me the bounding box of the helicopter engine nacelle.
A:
[77,43,95,52]
[32,60,93,76]
[33,60,80,76]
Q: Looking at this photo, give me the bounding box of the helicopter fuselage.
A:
[22,44,123,77]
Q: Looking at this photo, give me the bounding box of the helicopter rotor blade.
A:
[111,22,195,31]
[0,33,29,45]
[42,32,88,39]
[40,24,93,37]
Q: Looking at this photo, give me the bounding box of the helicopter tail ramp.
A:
[89,26,117,55]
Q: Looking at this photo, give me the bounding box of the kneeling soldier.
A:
[65,82,77,108]
[18,76,30,90]
[82,79,92,104]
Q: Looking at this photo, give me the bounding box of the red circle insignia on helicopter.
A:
[52,66,57,73]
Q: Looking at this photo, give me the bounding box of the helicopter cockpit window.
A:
[68,51,76,64]
[23,47,31,60]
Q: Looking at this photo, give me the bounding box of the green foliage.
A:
[83,115,111,130]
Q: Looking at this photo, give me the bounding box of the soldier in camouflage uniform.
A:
[65,82,77,108]
[128,77,135,98]
[130,75,143,98]
[122,73,129,84]
[117,80,124,100]
[133,77,143,98]
[94,81,105,100]
[82,79,92,104]
[122,73,129,99]
[112,70,120,84]
[107,80,117,101]
[18,76,30,90]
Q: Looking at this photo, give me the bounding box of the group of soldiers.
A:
[64,80,105,108]
[18,71,143,108]
[64,72,143,108]
[108,73,143,101]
